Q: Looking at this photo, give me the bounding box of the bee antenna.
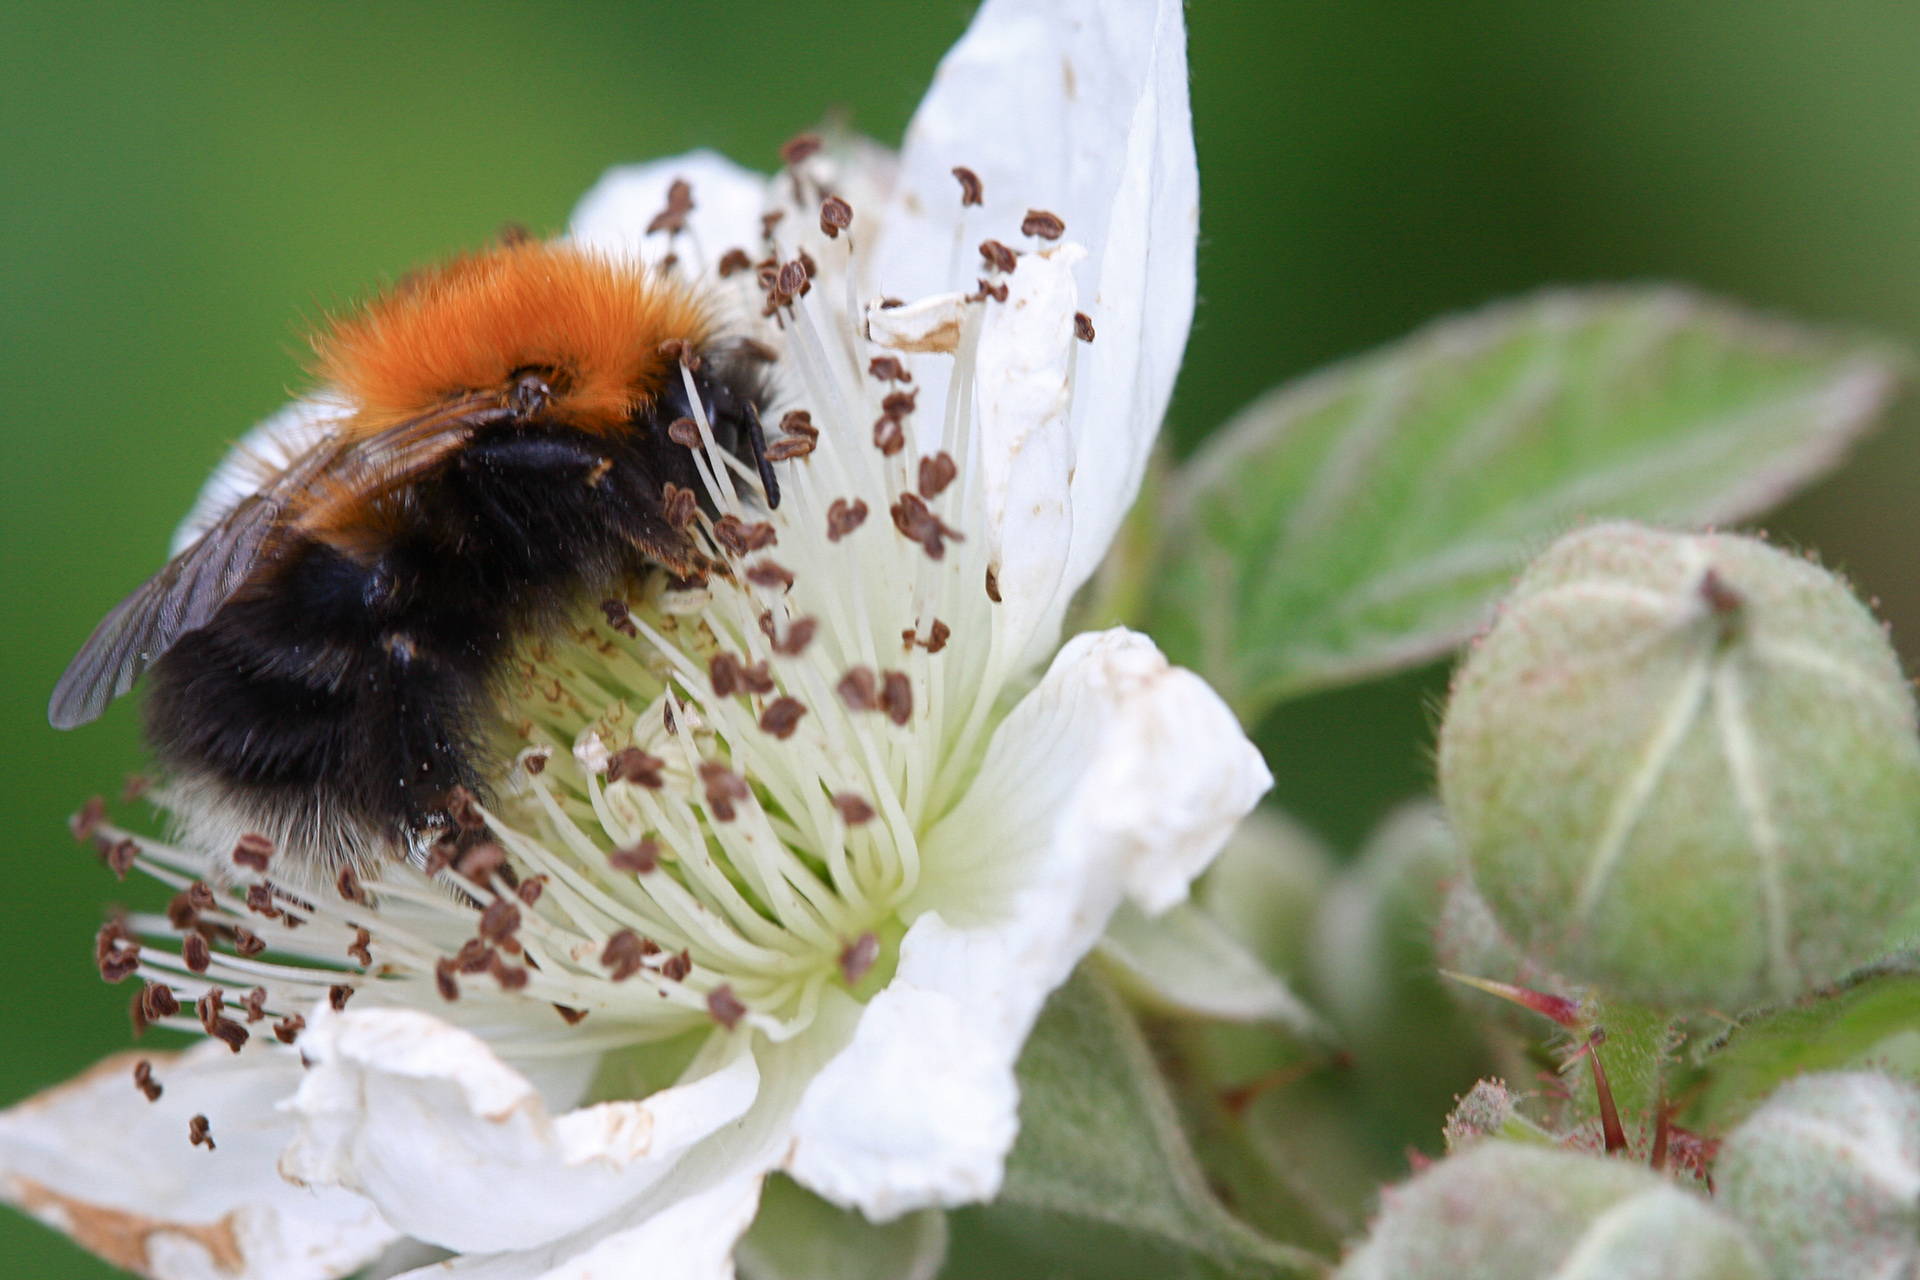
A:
[745,402,781,509]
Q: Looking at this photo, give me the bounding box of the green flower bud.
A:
[1438,521,1920,1009]
[1717,1071,1920,1280]
[1197,808,1336,982]
[1336,1141,1767,1279]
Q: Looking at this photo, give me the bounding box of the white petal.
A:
[865,292,970,355]
[787,629,1269,1217]
[569,149,772,275]
[872,0,1198,655]
[170,396,351,557]
[400,994,863,1280]
[974,244,1085,663]
[280,1006,758,1254]
[0,1041,396,1280]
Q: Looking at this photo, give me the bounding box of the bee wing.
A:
[48,438,346,729]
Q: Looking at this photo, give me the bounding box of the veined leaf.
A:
[1148,287,1905,720]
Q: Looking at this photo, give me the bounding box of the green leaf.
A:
[735,1175,947,1280]
[978,965,1330,1279]
[1147,287,1905,720]
[1686,957,1920,1133]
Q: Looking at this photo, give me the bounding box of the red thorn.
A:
[1440,970,1583,1028]
[1586,1030,1628,1155]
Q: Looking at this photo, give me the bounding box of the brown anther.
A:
[839,932,881,986]
[455,842,508,883]
[878,296,904,309]
[775,616,818,656]
[780,133,823,167]
[710,652,744,698]
[446,786,488,832]
[985,566,1002,602]
[188,881,217,913]
[717,248,754,277]
[873,415,905,456]
[274,1013,305,1043]
[926,620,951,653]
[199,990,250,1052]
[740,660,776,694]
[182,932,210,974]
[523,751,547,776]
[712,514,777,556]
[232,927,265,959]
[122,774,152,802]
[94,922,139,983]
[799,249,818,278]
[780,409,818,440]
[664,701,678,735]
[434,959,460,1002]
[517,875,547,905]
[646,178,694,236]
[777,259,809,298]
[70,796,106,844]
[424,838,457,877]
[699,761,751,822]
[819,195,853,238]
[609,838,660,874]
[607,747,666,789]
[133,1060,162,1102]
[764,435,815,462]
[103,838,139,880]
[166,891,198,931]
[1021,209,1066,240]
[667,417,702,449]
[245,882,282,920]
[918,452,957,498]
[142,982,180,1021]
[867,355,912,384]
[1074,311,1095,342]
[480,899,522,946]
[660,949,692,982]
[336,864,366,905]
[488,952,529,991]
[833,793,877,826]
[554,1004,588,1025]
[128,988,149,1038]
[881,388,919,419]
[759,697,808,740]
[231,833,273,872]
[189,1115,215,1151]
[243,987,268,1023]
[880,671,913,726]
[890,492,964,560]
[452,938,494,974]
[837,667,879,711]
[979,239,1018,273]
[329,984,355,1012]
[746,559,794,590]
[707,985,747,1030]
[602,929,648,981]
[348,927,372,967]
[661,482,699,530]
[598,598,639,639]
[760,210,785,238]
[952,166,984,206]
[827,498,868,540]
[659,338,701,371]
[970,278,1008,303]
[193,987,220,1031]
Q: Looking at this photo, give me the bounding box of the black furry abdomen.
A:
[145,366,765,863]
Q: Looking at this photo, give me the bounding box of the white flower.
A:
[0,2,1265,1278]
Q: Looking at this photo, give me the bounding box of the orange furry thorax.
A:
[313,241,713,438]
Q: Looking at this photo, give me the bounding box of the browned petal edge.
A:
[5,1173,244,1276]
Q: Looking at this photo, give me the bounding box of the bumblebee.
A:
[50,239,779,868]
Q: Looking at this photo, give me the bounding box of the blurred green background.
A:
[8,2,1920,1275]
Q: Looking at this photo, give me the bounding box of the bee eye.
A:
[508,368,557,414]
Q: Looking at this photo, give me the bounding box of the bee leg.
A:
[381,631,484,841]
[744,402,781,509]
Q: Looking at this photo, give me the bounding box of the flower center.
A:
[77,166,1072,1060]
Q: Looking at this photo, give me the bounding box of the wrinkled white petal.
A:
[0,1041,395,1280]
[865,291,970,354]
[872,0,1198,655]
[975,243,1085,662]
[281,1006,758,1254]
[406,995,862,1280]
[1097,901,1327,1035]
[569,149,772,276]
[787,629,1269,1217]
